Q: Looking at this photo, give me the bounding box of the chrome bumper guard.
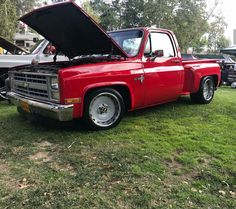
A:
[7,92,74,121]
[0,86,8,100]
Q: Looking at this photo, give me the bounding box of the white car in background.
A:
[0,39,68,69]
[0,39,68,99]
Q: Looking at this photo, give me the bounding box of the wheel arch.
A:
[193,74,219,93]
[190,75,215,104]
[82,83,133,115]
[211,74,219,89]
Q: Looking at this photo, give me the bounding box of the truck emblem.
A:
[23,82,29,88]
[134,75,145,83]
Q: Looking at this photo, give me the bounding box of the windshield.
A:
[109,30,143,57]
[29,39,45,54]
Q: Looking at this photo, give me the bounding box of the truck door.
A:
[142,32,184,105]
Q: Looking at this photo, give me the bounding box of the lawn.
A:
[0,87,235,209]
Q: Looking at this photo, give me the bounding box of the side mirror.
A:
[151,49,164,61]
[154,50,164,57]
[44,45,56,56]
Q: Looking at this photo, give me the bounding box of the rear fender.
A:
[184,63,221,93]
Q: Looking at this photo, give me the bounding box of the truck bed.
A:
[182,59,219,65]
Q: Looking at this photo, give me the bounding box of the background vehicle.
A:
[0,39,68,99]
[181,52,235,84]
[0,36,28,55]
[7,2,221,130]
[219,47,236,84]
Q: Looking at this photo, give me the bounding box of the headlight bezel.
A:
[50,76,59,90]
[49,76,60,101]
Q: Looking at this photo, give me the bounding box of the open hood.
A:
[19,1,128,59]
[0,37,28,55]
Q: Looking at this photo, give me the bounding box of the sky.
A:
[207,0,236,45]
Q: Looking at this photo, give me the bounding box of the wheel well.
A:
[84,85,132,111]
[199,75,218,88]
[211,75,218,88]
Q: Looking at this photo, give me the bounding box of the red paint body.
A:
[57,28,221,119]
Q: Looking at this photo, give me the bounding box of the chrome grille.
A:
[14,73,47,84]
[11,72,54,101]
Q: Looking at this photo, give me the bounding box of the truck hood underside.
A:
[19,1,128,59]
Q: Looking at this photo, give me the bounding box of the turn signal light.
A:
[65,98,81,104]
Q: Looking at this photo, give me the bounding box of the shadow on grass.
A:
[0,96,199,134]
[126,95,194,116]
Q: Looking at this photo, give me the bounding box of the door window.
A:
[148,33,175,58]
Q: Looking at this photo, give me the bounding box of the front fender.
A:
[77,82,133,117]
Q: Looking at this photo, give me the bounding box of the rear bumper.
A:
[7,92,74,121]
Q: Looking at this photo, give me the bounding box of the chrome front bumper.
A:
[7,92,74,121]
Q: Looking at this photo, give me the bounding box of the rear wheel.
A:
[84,88,125,130]
[190,76,215,104]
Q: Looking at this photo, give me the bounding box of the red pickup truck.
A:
[7,2,221,130]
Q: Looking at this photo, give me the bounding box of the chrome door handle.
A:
[171,60,181,63]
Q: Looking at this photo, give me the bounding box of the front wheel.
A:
[190,76,215,104]
[84,88,125,130]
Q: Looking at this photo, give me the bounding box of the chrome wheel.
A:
[89,92,121,128]
[190,76,215,104]
[203,78,214,101]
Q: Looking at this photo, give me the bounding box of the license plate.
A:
[20,101,30,113]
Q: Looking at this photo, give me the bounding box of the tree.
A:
[207,15,229,53]
[16,0,40,16]
[81,0,100,23]
[192,37,208,53]
[92,0,209,51]
[91,0,123,30]
[171,0,208,52]
[121,0,145,28]
[0,0,41,40]
[0,0,17,41]
[216,36,230,50]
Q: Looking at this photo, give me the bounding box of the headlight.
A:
[50,77,59,90]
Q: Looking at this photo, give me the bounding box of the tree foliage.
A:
[0,0,17,41]
[81,0,100,23]
[207,15,230,53]
[0,0,39,40]
[91,0,228,53]
[0,0,229,52]
[192,37,208,53]
[16,0,40,16]
[171,0,208,52]
[91,0,122,30]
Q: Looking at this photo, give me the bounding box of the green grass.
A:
[0,87,236,209]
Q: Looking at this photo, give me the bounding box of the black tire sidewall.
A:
[83,88,125,130]
[200,76,214,103]
[190,76,215,104]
